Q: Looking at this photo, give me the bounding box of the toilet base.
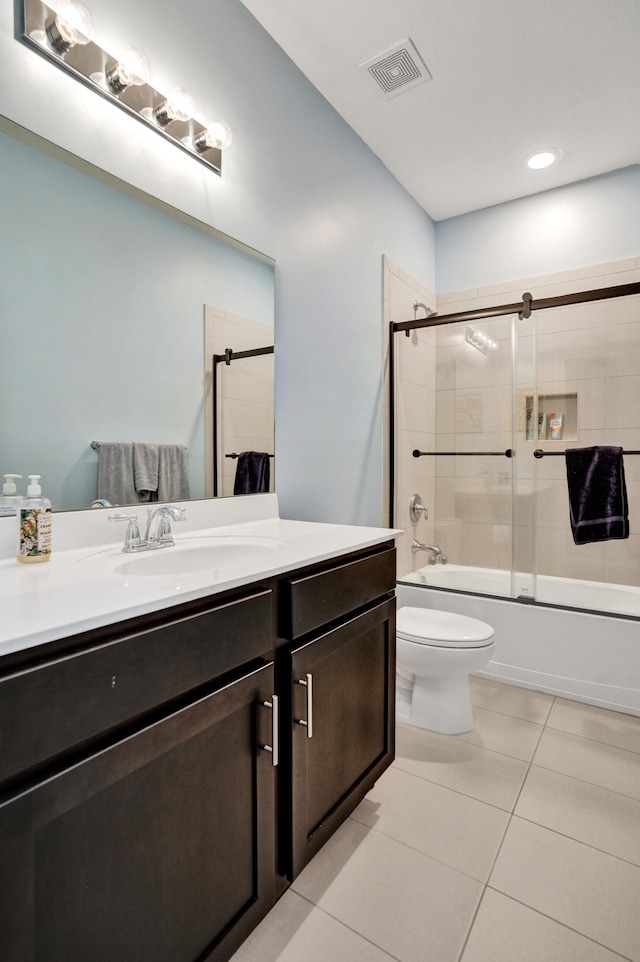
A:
[404,673,474,734]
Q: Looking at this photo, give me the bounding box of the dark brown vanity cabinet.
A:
[280,546,396,878]
[0,662,277,962]
[0,589,278,962]
[0,541,396,961]
[287,597,395,877]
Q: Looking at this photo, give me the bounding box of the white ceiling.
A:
[239,0,640,221]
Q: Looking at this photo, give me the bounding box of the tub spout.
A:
[411,540,447,564]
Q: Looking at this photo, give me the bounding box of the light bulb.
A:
[154,87,195,126]
[46,0,94,54]
[194,120,233,152]
[106,46,151,92]
[526,148,562,170]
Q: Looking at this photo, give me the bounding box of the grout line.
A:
[390,756,518,814]
[528,756,640,804]
[290,890,405,962]
[455,886,491,962]
[455,698,558,961]
[346,808,492,887]
[481,887,638,962]
[512,809,640,872]
[544,720,640,757]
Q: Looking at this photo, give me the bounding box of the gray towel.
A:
[133,442,159,498]
[157,444,191,502]
[97,442,137,505]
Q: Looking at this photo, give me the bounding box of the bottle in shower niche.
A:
[17,475,52,564]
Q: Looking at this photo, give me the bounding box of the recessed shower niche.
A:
[523,392,578,442]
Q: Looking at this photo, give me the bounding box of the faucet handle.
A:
[409,494,428,523]
[145,504,186,546]
[108,512,141,551]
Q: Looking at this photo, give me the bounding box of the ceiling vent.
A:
[360,39,432,99]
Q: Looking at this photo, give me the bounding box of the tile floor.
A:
[231,677,640,962]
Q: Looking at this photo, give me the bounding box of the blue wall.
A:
[0,0,436,525]
[0,131,275,510]
[436,166,640,292]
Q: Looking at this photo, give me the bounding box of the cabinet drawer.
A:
[0,589,272,787]
[281,546,395,639]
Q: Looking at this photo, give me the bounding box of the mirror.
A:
[0,119,275,511]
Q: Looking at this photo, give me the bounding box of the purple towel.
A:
[233,451,271,495]
[565,446,629,545]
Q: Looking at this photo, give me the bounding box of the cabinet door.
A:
[0,663,277,962]
[288,598,395,877]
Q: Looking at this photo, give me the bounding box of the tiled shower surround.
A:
[386,255,640,584]
[204,305,275,498]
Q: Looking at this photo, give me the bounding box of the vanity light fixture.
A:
[105,46,151,93]
[45,0,94,53]
[194,120,233,153]
[152,87,195,126]
[526,148,562,170]
[18,0,232,176]
[465,326,498,355]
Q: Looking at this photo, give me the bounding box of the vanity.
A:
[0,495,397,962]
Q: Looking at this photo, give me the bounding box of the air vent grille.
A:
[361,39,432,99]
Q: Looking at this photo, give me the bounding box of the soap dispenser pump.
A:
[0,474,23,517]
[17,475,52,564]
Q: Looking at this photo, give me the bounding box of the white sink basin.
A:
[78,535,285,578]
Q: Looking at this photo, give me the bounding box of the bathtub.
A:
[397,565,640,717]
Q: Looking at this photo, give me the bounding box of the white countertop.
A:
[0,495,399,657]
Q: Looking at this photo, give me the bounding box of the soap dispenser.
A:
[0,474,23,517]
[17,475,52,564]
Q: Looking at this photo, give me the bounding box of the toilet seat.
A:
[397,607,494,649]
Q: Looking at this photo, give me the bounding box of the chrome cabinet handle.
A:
[261,695,279,766]
[296,673,313,739]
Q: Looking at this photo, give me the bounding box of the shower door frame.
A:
[388,280,640,533]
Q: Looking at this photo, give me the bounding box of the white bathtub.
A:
[397,565,640,716]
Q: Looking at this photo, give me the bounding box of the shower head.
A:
[413,301,435,318]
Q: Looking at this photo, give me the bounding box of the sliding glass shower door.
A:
[394,287,640,616]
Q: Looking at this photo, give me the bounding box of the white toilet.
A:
[396,606,495,734]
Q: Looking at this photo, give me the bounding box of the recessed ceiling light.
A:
[526,148,562,170]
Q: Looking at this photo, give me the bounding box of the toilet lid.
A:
[397,607,495,648]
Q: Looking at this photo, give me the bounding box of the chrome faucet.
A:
[144,505,187,547]
[109,505,186,553]
[411,540,447,564]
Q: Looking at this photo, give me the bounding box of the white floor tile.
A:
[470,676,554,724]
[533,727,640,800]
[229,890,396,962]
[292,818,482,962]
[516,764,640,866]
[395,721,529,811]
[490,817,640,960]
[547,698,640,754]
[461,888,629,962]
[454,705,544,761]
[352,765,509,881]
[234,681,640,962]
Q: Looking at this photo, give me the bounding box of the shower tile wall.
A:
[204,306,275,498]
[432,257,640,586]
[383,256,436,575]
[433,314,514,573]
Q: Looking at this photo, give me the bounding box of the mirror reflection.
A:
[0,124,275,511]
[204,308,275,498]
